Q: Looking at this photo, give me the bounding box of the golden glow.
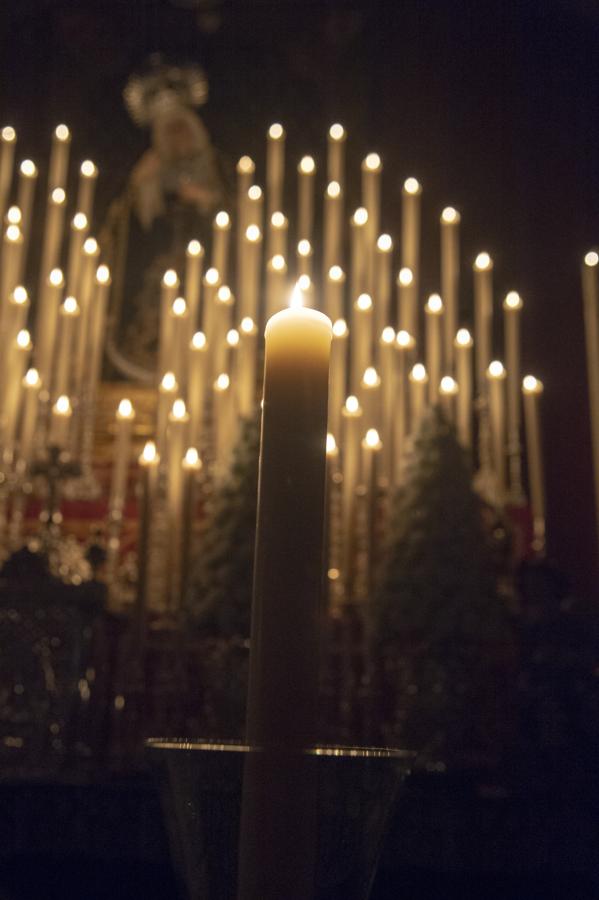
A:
[271,253,286,271]
[440,375,458,395]
[328,567,340,580]
[362,366,380,387]
[62,296,79,315]
[364,152,381,170]
[117,398,134,420]
[237,155,255,174]
[271,211,286,227]
[172,296,187,316]
[240,316,255,334]
[398,267,413,286]
[6,206,21,224]
[50,267,64,287]
[54,395,71,415]
[24,368,40,388]
[1,126,16,142]
[488,360,506,379]
[299,155,315,174]
[328,265,344,282]
[297,239,311,256]
[344,395,360,414]
[83,236,98,255]
[55,124,70,141]
[268,122,284,140]
[329,123,345,141]
[171,398,188,419]
[523,374,543,394]
[16,329,31,349]
[332,318,348,338]
[248,184,262,201]
[6,225,21,242]
[377,234,392,252]
[326,433,337,455]
[187,239,202,256]
[326,180,341,198]
[80,160,97,177]
[215,210,230,228]
[504,290,523,310]
[217,285,232,303]
[20,159,37,177]
[455,327,473,347]
[51,187,66,204]
[95,264,110,284]
[404,177,421,195]
[226,328,240,347]
[352,207,368,226]
[12,285,28,305]
[289,281,304,309]
[160,372,177,392]
[139,441,159,466]
[441,206,460,224]
[381,326,395,344]
[364,428,382,449]
[191,331,207,349]
[183,447,202,470]
[396,329,415,349]
[410,363,427,383]
[73,212,88,231]
[205,267,220,286]
[474,251,492,271]
[163,268,179,288]
[426,293,444,314]
[356,293,373,311]
[584,250,599,268]
[245,224,261,242]
[297,273,311,292]
[215,373,230,391]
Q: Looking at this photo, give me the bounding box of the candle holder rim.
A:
[145,736,415,761]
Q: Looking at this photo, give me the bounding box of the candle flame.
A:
[426,293,444,314]
[299,155,315,174]
[440,375,458,395]
[326,180,341,198]
[352,207,368,226]
[191,331,207,349]
[171,398,187,419]
[328,265,344,282]
[344,395,360,414]
[6,224,21,242]
[16,329,31,349]
[12,285,28,305]
[117,398,134,419]
[226,328,240,347]
[63,296,79,315]
[398,267,414,287]
[326,433,337,455]
[396,329,415,349]
[329,123,345,141]
[362,366,380,387]
[49,267,64,287]
[240,317,255,335]
[215,373,230,391]
[474,251,492,271]
[20,159,37,177]
[584,250,599,268]
[364,152,381,171]
[297,273,311,292]
[55,124,70,141]
[377,233,392,252]
[328,567,341,580]
[289,281,304,309]
[187,239,203,257]
[297,239,311,256]
[217,285,232,303]
[7,206,21,224]
[162,268,179,288]
[523,375,543,394]
[410,363,427,383]
[271,254,286,271]
[73,212,88,231]
[381,326,395,344]
[487,360,506,379]
[364,428,382,449]
[205,266,220,285]
[1,126,16,142]
[245,224,261,242]
[24,368,40,388]
[172,296,187,316]
[248,184,262,201]
[356,293,372,311]
[51,187,66,204]
[455,327,473,347]
[83,236,98,255]
[160,371,177,392]
[332,318,348,338]
[215,210,230,228]
[183,447,202,470]
[54,395,71,415]
[271,211,286,228]
[441,206,460,224]
[404,177,421,195]
[504,290,523,310]
[140,440,158,465]
[96,264,110,284]
[80,160,97,177]
[268,122,284,140]
[237,155,255,174]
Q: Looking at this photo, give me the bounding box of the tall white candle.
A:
[108,398,135,518]
[473,251,494,396]
[454,328,473,449]
[185,239,204,334]
[503,290,524,498]
[49,394,72,449]
[212,211,231,282]
[35,267,64,390]
[425,293,444,404]
[487,360,507,500]
[266,254,288,320]
[0,126,16,222]
[323,180,343,277]
[362,153,382,294]
[394,330,415,484]
[328,318,349,441]
[18,367,42,473]
[402,177,422,301]
[351,292,373,393]
[409,363,428,435]
[297,155,316,243]
[522,375,546,553]
[379,326,396,485]
[76,160,98,221]
[48,124,71,191]
[267,210,288,260]
[37,187,67,300]
[53,296,80,398]
[266,123,285,217]
[187,332,208,449]
[167,399,189,609]
[238,316,258,417]
[581,251,599,548]
[325,264,345,323]
[375,234,393,343]
[350,207,368,300]
[327,123,346,185]
[341,395,363,600]
[397,266,417,339]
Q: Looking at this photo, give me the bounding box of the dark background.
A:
[1,0,598,595]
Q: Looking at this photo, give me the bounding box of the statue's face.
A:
[160,116,197,161]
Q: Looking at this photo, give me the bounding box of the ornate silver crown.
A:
[123,55,208,126]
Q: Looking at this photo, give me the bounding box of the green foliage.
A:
[187,412,260,637]
[374,406,514,765]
